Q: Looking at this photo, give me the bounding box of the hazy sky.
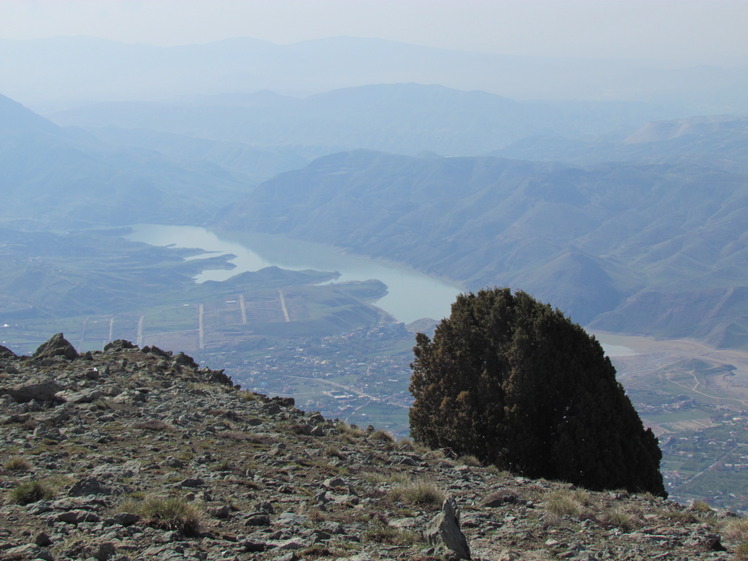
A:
[0,0,746,63]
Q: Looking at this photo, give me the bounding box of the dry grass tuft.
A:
[722,518,748,543]
[690,500,713,513]
[389,478,446,507]
[10,480,54,505]
[545,489,583,518]
[368,429,394,443]
[4,456,32,472]
[599,508,643,532]
[324,445,345,460]
[457,454,482,467]
[336,423,366,443]
[363,523,422,546]
[121,495,202,536]
[659,508,698,524]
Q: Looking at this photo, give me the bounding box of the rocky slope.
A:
[1,334,746,561]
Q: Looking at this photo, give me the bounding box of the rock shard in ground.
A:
[426,496,471,560]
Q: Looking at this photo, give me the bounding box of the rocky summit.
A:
[1,335,746,561]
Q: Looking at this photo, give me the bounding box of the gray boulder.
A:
[425,497,471,560]
[33,333,79,360]
[68,476,113,497]
[3,380,63,404]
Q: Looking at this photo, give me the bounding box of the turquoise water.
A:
[126,224,463,324]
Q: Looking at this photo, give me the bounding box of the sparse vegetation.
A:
[122,495,202,536]
[324,445,345,460]
[723,518,748,543]
[338,423,366,440]
[210,459,232,472]
[368,429,394,443]
[389,478,446,506]
[363,522,422,546]
[600,508,642,532]
[4,456,31,472]
[659,508,699,524]
[10,480,54,505]
[364,471,409,486]
[545,490,583,518]
[458,454,482,467]
[690,500,713,513]
[299,545,336,558]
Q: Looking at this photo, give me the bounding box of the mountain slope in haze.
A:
[48,83,687,156]
[85,126,318,185]
[213,150,748,347]
[0,94,253,228]
[3,36,747,113]
[0,93,60,135]
[496,115,748,170]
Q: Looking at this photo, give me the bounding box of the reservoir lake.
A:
[126,224,464,324]
[125,224,635,356]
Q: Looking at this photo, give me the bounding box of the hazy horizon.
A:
[0,0,746,65]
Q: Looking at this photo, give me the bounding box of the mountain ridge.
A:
[47,83,686,155]
[0,93,254,228]
[213,150,748,346]
[4,35,747,111]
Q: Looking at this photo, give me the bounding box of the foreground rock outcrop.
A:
[1,334,746,560]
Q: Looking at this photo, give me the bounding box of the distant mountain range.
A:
[0,94,252,228]
[495,115,748,170]
[213,149,748,349]
[4,88,748,349]
[47,83,687,156]
[2,36,747,113]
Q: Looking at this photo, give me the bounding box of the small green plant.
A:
[389,478,446,506]
[210,459,232,472]
[172,450,195,462]
[484,464,508,476]
[10,480,54,505]
[4,456,32,472]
